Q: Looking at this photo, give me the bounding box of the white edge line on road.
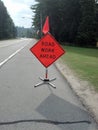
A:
[0,45,26,67]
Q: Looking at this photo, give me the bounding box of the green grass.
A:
[62,46,98,90]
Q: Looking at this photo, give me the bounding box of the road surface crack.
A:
[0,119,91,126]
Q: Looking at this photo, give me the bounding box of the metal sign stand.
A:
[34,68,56,89]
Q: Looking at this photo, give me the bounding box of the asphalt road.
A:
[0,38,97,130]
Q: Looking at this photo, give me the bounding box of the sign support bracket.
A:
[34,68,56,89]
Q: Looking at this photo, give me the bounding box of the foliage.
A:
[76,0,97,47]
[0,0,16,40]
[31,0,98,47]
[95,3,98,39]
[16,27,34,38]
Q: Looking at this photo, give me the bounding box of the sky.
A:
[2,0,36,28]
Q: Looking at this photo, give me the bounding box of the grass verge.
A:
[61,46,98,90]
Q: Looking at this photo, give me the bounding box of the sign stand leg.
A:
[34,68,56,89]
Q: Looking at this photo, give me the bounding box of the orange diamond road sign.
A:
[30,33,65,68]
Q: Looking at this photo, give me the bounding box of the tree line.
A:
[0,0,16,40]
[16,27,34,38]
[31,0,98,47]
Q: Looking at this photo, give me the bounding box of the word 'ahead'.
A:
[30,33,65,68]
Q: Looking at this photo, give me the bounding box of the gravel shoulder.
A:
[55,58,98,124]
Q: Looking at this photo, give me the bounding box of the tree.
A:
[31,0,81,42]
[0,0,16,40]
[95,2,98,39]
[31,0,97,47]
[16,27,34,38]
[76,0,96,47]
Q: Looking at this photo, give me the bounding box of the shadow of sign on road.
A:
[36,93,91,130]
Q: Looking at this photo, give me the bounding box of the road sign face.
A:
[30,33,65,68]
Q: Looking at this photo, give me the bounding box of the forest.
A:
[16,27,34,38]
[31,0,98,47]
[0,0,98,46]
[0,0,17,40]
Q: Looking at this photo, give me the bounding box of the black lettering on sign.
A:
[50,55,56,59]
[42,42,55,47]
[41,48,54,53]
[40,54,49,58]
[40,54,56,59]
